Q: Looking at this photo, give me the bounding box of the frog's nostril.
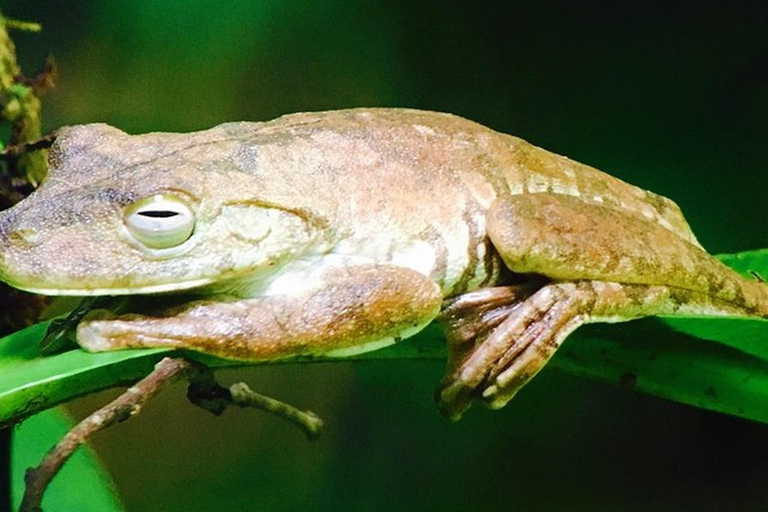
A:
[0,209,38,248]
[9,227,41,245]
[0,210,18,245]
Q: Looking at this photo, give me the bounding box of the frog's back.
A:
[225,108,700,295]
[247,108,699,248]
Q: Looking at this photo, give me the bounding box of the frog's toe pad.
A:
[77,320,119,352]
[76,312,156,353]
[435,375,476,421]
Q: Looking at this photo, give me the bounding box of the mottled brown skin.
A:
[80,265,441,360]
[0,108,766,419]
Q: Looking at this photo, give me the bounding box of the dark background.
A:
[5,1,768,510]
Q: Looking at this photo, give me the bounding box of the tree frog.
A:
[0,108,765,420]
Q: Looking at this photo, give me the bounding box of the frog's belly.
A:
[236,236,501,358]
[328,220,501,296]
[386,236,502,296]
[250,240,499,304]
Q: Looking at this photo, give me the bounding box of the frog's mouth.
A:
[4,277,218,297]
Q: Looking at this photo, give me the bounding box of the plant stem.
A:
[0,11,50,187]
[0,428,10,512]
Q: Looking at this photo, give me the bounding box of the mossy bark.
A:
[0,11,53,336]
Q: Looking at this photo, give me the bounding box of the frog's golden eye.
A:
[123,194,195,249]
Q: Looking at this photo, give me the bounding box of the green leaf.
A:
[0,250,767,426]
[11,407,125,511]
[553,320,768,422]
[657,249,768,361]
[0,323,169,426]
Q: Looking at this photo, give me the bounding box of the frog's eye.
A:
[123,194,195,249]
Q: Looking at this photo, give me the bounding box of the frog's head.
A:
[0,123,323,296]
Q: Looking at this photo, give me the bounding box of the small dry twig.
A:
[188,371,324,439]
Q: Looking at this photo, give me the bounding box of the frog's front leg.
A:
[437,193,768,420]
[77,264,442,360]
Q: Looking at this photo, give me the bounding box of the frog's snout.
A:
[0,202,91,291]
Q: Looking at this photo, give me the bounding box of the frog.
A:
[0,108,766,420]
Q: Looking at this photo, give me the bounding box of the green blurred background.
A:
[5,1,768,510]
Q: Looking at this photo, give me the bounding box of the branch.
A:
[20,358,198,512]
[19,357,324,511]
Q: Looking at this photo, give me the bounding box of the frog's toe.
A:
[436,281,593,419]
[435,371,480,421]
[479,375,524,410]
[435,337,528,420]
[436,282,545,420]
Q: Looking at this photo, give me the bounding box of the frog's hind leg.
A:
[485,192,768,316]
[437,280,699,419]
[436,193,768,419]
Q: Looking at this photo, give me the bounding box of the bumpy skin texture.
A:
[0,108,765,419]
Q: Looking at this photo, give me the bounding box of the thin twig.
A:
[188,371,324,439]
[229,383,324,439]
[14,56,56,94]
[4,19,41,33]
[19,357,199,512]
[0,132,56,161]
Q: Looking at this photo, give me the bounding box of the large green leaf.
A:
[658,249,768,361]
[11,407,125,511]
[0,250,767,426]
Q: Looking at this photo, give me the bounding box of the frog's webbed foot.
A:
[437,279,544,379]
[437,191,768,420]
[437,280,667,420]
[436,280,573,420]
